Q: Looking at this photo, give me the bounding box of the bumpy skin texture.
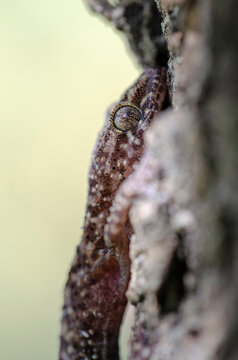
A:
[59,68,167,360]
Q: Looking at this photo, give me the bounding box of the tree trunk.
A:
[86,0,238,358]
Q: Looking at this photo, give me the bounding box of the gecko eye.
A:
[110,103,142,133]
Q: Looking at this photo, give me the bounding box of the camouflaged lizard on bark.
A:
[59,67,167,360]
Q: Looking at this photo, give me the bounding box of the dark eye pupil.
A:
[111,105,142,132]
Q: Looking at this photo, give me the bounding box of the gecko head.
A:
[110,103,142,133]
[109,67,167,136]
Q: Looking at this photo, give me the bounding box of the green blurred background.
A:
[0,1,139,359]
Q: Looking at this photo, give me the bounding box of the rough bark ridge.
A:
[86,0,238,359]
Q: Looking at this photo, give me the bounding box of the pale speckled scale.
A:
[59,68,167,360]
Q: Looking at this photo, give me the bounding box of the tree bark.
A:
[86,0,238,358]
[125,1,238,359]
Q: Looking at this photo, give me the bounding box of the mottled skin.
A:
[59,68,167,360]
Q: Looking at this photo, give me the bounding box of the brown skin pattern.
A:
[59,68,167,360]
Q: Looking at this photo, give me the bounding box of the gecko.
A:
[59,67,167,360]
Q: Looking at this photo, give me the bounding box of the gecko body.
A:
[59,67,167,360]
